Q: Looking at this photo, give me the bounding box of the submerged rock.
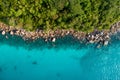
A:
[32,61,37,65]
[89,40,94,43]
[97,44,101,48]
[6,36,8,39]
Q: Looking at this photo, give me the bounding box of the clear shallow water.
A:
[0,35,120,80]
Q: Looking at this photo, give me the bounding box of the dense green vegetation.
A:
[0,0,120,32]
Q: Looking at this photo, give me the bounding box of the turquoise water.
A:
[0,34,120,80]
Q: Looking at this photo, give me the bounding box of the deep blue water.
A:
[0,34,120,80]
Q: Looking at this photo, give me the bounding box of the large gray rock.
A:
[104,41,108,46]
[52,38,56,42]
[10,31,14,35]
[2,31,5,35]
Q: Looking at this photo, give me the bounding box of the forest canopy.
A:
[0,0,120,32]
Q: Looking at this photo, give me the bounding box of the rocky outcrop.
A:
[86,30,110,46]
[0,21,120,46]
[110,21,120,34]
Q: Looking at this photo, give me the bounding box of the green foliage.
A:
[0,0,120,31]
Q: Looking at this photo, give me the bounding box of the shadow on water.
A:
[0,32,120,50]
[80,37,120,80]
[0,33,120,80]
[0,34,87,50]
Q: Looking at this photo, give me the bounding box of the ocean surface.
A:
[0,34,120,80]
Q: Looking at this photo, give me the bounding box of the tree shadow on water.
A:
[80,44,120,80]
[0,34,85,51]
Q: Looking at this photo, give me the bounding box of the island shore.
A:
[0,21,120,47]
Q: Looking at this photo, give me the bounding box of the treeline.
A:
[0,0,120,32]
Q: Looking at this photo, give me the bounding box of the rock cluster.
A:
[0,23,86,43]
[86,30,110,46]
[110,21,120,34]
[0,21,120,46]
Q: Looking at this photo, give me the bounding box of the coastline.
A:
[0,21,120,47]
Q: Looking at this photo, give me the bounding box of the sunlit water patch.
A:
[0,34,120,80]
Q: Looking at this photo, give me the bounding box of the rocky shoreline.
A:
[0,21,120,47]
